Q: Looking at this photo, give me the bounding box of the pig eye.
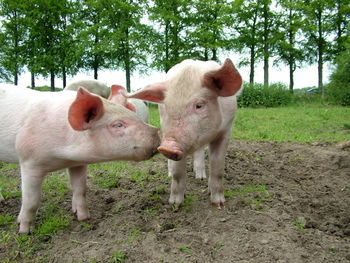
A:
[113,122,124,128]
[195,103,205,110]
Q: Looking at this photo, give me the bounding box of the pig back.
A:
[129,98,149,123]
[0,85,42,162]
[65,80,110,99]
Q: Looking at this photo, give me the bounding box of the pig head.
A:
[128,58,242,207]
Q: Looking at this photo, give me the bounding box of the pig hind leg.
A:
[193,145,207,179]
[208,127,232,208]
[69,165,90,221]
[17,166,45,234]
[168,158,187,206]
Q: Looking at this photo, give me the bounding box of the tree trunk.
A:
[204,48,208,61]
[165,21,170,72]
[14,74,18,86]
[124,28,131,92]
[50,70,55,92]
[317,8,324,96]
[62,66,67,89]
[211,49,217,61]
[263,0,269,87]
[249,45,255,84]
[94,32,99,80]
[289,63,294,93]
[31,72,35,88]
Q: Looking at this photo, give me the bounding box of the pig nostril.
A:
[157,146,183,161]
[171,153,179,161]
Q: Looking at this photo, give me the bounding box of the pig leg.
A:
[168,158,187,206]
[193,146,206,179]
[17,166,45,234]
[69,165,90,221]
[208,126,232,208]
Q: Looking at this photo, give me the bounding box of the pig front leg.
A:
[69,165,90,221]
[193,146,206,179]
[168,158,187,206]
[17,165,45,234]
[208,127,231,208]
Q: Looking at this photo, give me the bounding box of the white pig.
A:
[109,85,149,123]
[128,58,242,208]
[65,79,110,99]
[0,85,159,233]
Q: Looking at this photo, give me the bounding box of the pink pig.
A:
[128,59,242,208]
[0,84,159,233]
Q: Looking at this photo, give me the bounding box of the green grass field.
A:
[149,104,350,144]
[233,105,350,143]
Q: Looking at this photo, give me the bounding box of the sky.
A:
[17,56,332,92]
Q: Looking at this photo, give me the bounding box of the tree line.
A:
[0,0,349,93]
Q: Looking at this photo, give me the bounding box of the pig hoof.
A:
[211,194,225,209]
[194,170,206,180]
[169,194,184,207]
[18,221,31,234]
[77,211,90,221]
[212,201,225,209]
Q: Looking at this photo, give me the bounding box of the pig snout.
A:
[157,138,184,161]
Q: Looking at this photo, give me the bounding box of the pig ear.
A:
[127,82,167,103]
[125,102,136,112]
[203,58,242,97]
[68,88,104,131]
[108,84,127,100]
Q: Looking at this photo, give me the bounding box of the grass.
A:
[224,184,271,210]
[233,105,350,143]
[109,250,127,263]
[149,103,350,144]
[0,170,72,262]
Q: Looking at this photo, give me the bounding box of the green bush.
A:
[327,44,350,106]
[238,82,292,108]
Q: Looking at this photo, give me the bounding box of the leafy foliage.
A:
[238,82,293,107]
[327,44,350,106]
[0,0,349,93]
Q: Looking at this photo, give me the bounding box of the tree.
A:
[0,0,27,85]
[261,0,278,87]
[302,0,334,95]
[189,0,231,61]
[331,0,350,56]
[328,43,350,105]
[230,0,264,84]
[98,0,152,92]
[23,0,76,90]
[79,0,110,81]
[149,0,192,72]
[275,0,305,92]
[59,0,83,88]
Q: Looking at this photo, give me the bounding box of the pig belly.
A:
[0,147,18,163]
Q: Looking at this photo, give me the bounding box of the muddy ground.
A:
[1,140,350,263]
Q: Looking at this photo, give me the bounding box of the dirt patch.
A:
[1,140,350,263]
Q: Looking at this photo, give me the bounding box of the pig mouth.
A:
[157,145,184,161]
